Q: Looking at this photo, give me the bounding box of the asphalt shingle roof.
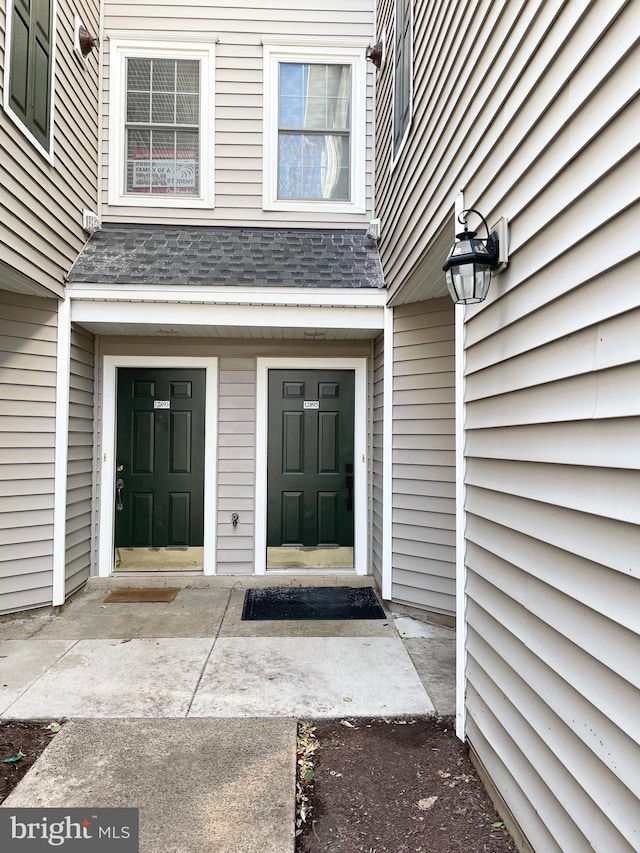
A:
[68,225,385,289]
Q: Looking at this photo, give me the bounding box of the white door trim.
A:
[255,357,369,576]
[98,356,218,577]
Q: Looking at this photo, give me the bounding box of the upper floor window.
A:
[109,40,215,208]
[263,41,367,214]
[4,0,55,159]
[393,0,412,160]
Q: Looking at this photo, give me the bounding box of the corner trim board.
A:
[52,297,71,605]
[381,306,394,599]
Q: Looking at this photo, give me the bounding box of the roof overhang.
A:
[0,260,64,300]
[386,217,453,306]
[68,284,386,339]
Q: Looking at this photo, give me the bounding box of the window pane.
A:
[176,130,199,194]
[176,60,199,93]
[393,0,412,154]
[279,63,350,131]
[278,132,349,201]
[126,128,151,193]
[126,58,151,122]
[176,93,199,124]
[279,63,305,127]
[152,59,176,92]
[124,55,201,197]
[152,92,175,124]
[128,58,150,91]
[277,62,351,201]
[127,91,150,123]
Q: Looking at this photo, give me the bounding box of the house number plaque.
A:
[154,400,171,409]
[303,400,320,409]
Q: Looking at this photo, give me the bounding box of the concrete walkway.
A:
[0,582,455,852]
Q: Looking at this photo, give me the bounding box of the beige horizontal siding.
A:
[101,0,375,227]
[0,0,100,297]
[0,291,57,613]
[458,1,640,845]
[391,297,455,616]
[65,325,94,596]
[216,357,255,575]
[374,0,640,847]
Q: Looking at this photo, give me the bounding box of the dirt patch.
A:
[0,721,62,804]
[296,717,517,853]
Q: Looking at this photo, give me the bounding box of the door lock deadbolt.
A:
[231,512,239,527]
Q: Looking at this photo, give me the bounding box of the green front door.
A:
[267,369,355,547]
[115,368,205,548]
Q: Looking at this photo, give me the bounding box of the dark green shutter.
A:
[9,0,53,151]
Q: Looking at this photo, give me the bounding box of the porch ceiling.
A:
[75,321,379,340]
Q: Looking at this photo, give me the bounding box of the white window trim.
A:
[391,0,413,170]
[108,38,215,209]
[262,41,367,214]
[3,0,58,164]
[98,356,218,577]
[255,357,369,576]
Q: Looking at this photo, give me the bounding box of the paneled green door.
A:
[267,369,355,547]
[115,368,205,548]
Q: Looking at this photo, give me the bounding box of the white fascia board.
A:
[67,284,388,308]
[71,300,385,331]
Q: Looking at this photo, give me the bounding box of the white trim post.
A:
[455,301,467,741]
[52,296,71,605]
[202,360,218,575]
[381,305,394,600]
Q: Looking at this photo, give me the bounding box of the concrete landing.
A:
[2,718,296,853]
[0,587,455,853]
[0,588,440,720]
[189,636,433,718]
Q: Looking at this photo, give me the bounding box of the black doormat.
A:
[241,586,386,621]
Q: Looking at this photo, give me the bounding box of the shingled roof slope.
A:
[67,225,385,288]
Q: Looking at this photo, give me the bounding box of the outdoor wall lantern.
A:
[442,208,501,304]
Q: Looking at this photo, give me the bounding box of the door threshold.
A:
[265,568,358,575]
[88,574,375,590]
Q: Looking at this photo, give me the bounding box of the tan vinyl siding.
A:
[391,298,455,616]
[461,2,640,843]
[373,0,640,846]
[0,0,100,297]
[65,324,94,595]
[101,0,375,227]
[0,291,57,613]
[216,357,255,575]
[370,333,383,590]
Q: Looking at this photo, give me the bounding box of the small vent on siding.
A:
[82,209,101,234]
